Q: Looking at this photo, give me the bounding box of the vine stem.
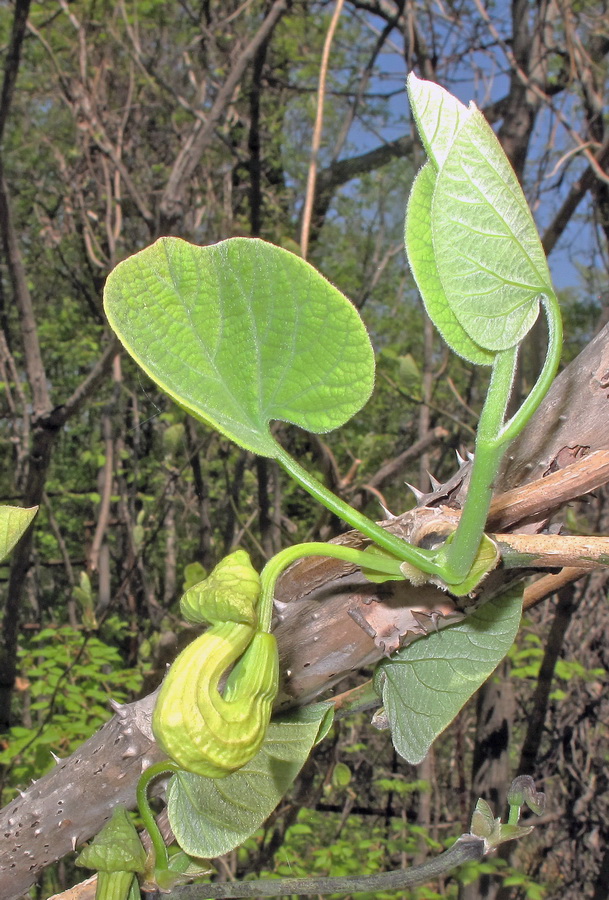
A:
[153,834,486,897]
[136,760,179,871]
[437,346,518,582]
[300,0,345,258]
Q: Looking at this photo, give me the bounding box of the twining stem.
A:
[437,346,518,582]
[136,760,180,871]
[257,541,404,632]
[156,835,485,897]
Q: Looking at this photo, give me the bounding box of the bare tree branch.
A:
[300,0,345,258]
[0,0,31,142]
[159,0,290,230]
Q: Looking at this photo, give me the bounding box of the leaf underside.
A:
[406,163,494,366]
[432,112,551,352]
[407,76,554,355]
[104,237,375,457]
[377,584,523,764]
[407,73,468,170]
[167,703,332,859]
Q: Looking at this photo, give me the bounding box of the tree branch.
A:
[57,336,120,425]
[311,134,413,237]
[159,0,290,230]
[497,532,609,570]
[0,0,31,142]
[542,133,609,256]
[166,835,485,897]
[0,171,51,415]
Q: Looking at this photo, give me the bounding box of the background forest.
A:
[1,1,609,898]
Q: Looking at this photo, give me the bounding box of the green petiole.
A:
[498,293,563,446]
[268,288,561,592]
[432,346,519,583]
[272,288,563,594]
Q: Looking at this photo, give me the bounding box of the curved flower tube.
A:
[152,551,279,778]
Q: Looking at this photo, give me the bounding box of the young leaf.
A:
[375,584,523,764]
[76,807,146,873]
[0,506,37,563]
[167,703,333,859]
[104,237,374,458]
[407,73,468,170]
[406,162,494,366]
[432,110,553,351]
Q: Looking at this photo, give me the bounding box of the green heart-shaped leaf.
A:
[167,703,333,859]
[432,110,552,351]
[405,163,494,365]
[375,583,523,764]
[104,237,375,457]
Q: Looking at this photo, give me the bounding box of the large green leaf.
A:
[407,73,468,170]
[0,506,37,563]
[432,110,552,351]
[375,584,523,764]
[167,703,333,858]
[104,237,374,457]
[405,163,494,366]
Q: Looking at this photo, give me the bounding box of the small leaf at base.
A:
[432,533,500,596]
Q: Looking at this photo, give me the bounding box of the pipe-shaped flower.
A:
[153,551,279,778]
